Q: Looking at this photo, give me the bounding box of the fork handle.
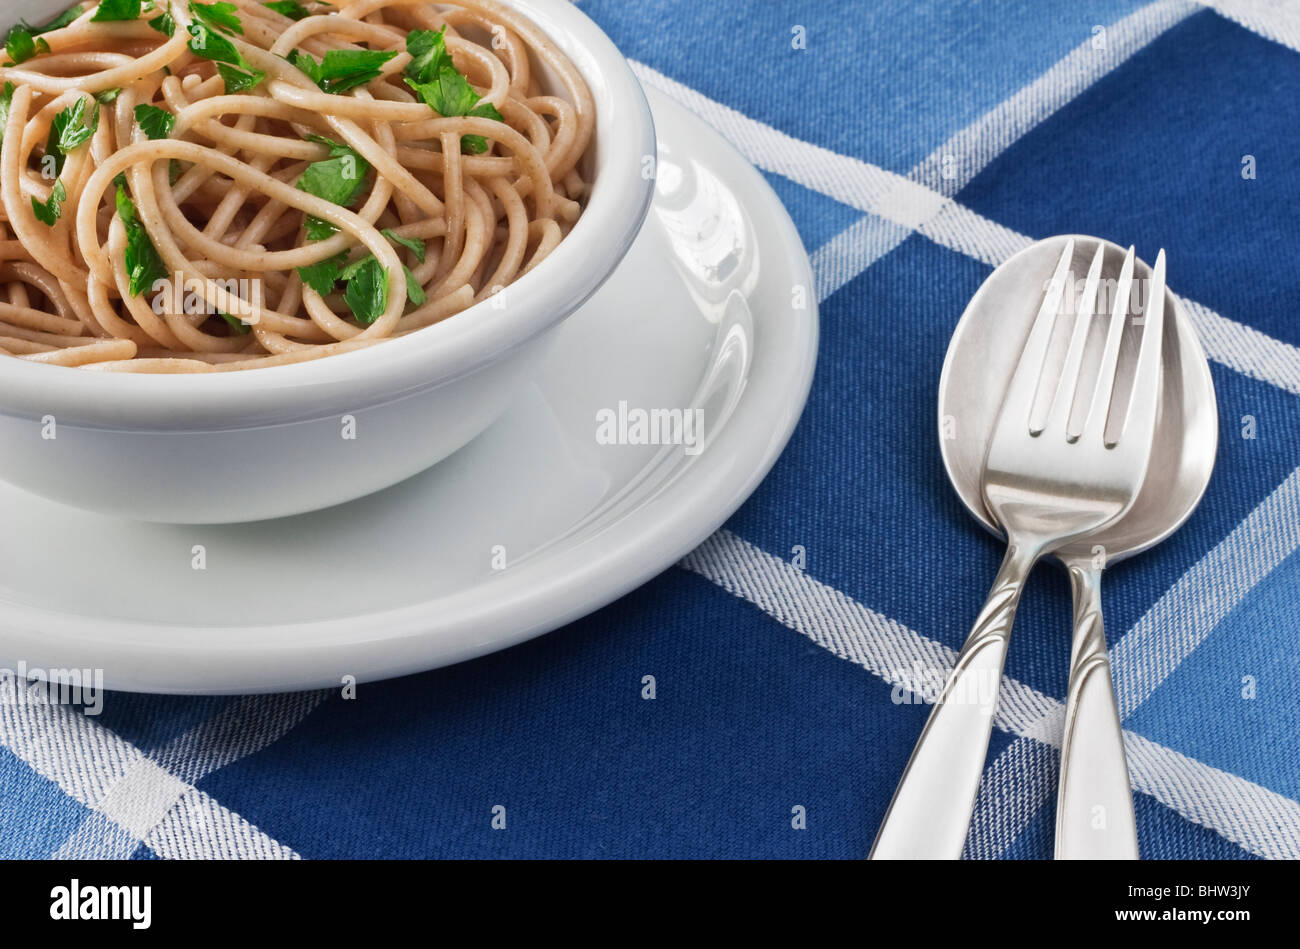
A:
[870,540,1040,859]
[1055,561,1139,859]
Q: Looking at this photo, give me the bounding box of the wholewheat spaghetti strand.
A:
[0,0,594,371]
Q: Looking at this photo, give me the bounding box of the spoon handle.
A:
[1055,561,1139,859]
[870,541,1038,859]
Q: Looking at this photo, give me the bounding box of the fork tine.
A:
[1015,239,1074,435]
[1082,245,1135,442]
[1045,242,1104,440]
[1117,248,1166,449]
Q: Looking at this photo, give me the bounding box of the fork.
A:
[870,239,1164,859]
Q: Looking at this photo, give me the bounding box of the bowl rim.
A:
[0,0,656,430]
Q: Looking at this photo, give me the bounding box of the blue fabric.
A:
[582,0,1152,173]
[3,1,1298,860]
[1127,548,1300,801]
[959,11,1300,349]
[201,573,892,859]
[0,748,90,859]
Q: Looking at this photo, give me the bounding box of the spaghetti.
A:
[0,0,594,371]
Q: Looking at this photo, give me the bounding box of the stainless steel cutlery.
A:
[872,236,1217,859]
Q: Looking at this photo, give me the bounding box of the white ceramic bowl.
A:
[0,0,655,523]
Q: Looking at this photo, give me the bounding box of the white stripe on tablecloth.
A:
[813,1,1194,304]
[0,679,304,860]
[1178,299,1300,404]
[81,757,191,840]
[680,531,1059,734]
[631,61,907,215]
[632,61,1300,399]
[55,783,300,860]
[153,691,328,784]
[145,788,300,860]
[1112,466,1300,716]
[1199,0,1300,50]
[963,737,1059,859]
[52,813,137,860]
[679,529,1300,858]
[910,0,1197,196]
[0,679,134,807]
[1125,731,1300,859]
[44,691,327,859]
[810,215,911,303]
[641,0,1194,301]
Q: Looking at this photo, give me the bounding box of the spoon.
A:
[937,235,1217,858]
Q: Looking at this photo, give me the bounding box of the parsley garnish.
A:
[302,216,337,242]
[296,137,370,238]
[5,28,47,64]
[54,98,100,152]
[264,1,311,19]
[95,88,123,104]
[402,27,502,154]
[46,97,100,176]
[348,240,423,306]
[38,6,86,30]
[189,1,241,34]
[400,265,425,305]
[134,103,175,139]
[217,62,262,93]
[91,0,142,22]
[404,28,450,83]
[115,185,168,297]
[297,250,348,296]
[291,136,409,319]
[379,230,428,303]
[4,5,86,63]
[186,5,264,91]
[0,83,14,148]
[336,253,423,308]
[148,10,175,35]
[340,256,388,324]
[32,180,66,226]
[297,233,423,309]
[219,312,251,333]
[382,228,426,262]
[288,48,398,95]
[186,23,242,65]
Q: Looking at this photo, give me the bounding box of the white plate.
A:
[0,88,819,694]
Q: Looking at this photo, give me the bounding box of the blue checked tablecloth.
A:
[3,0,1299,859]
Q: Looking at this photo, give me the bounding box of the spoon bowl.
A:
[939,235,1218,566]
